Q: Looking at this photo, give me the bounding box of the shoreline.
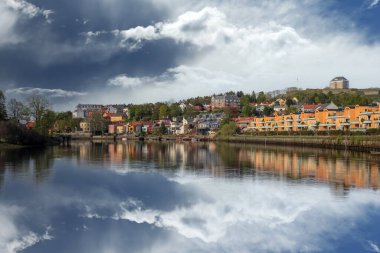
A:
[0,143,26,149]
[55,133,380,152]
[216,135,380,152]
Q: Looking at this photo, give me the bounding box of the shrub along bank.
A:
[0,121,48,146]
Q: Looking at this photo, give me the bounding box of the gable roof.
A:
[317,102,339,111]
[331,76,348,82]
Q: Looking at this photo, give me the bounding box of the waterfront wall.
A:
[217,135,380,152]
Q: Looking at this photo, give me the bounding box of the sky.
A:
[0,0,380,110]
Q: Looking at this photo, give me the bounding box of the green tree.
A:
[257,91,267,103]
[159,104,169,118]
[263,106,274,116]
[169,103,182,117]
[241,105,252,117]
[236,91,244,97]
[220,122,238,136]
[286,98,294,107]
[240,95,250,106]
[0,91,7,121]
[286,106,298,114]
[183,106,197,117]
[153,122,168,135]
[89,111,106,135]
[250,91,257,102]
[152,103,161,120]
[37,110,56,134]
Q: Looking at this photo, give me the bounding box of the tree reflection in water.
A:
[1,141,379,192]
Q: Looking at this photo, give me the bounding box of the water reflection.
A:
[78,142,380,189]
[1,142,380,253]
[1,142,380,191]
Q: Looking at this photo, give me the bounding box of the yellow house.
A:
[80,121,91,132]
[110,116,123,122]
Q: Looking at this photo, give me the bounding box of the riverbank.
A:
[57,132,380,152]
[217,135,380,152]
[0,142,26,149]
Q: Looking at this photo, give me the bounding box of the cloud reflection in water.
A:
[0,143,380,253]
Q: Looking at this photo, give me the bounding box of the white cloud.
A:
[91,7,308,53]
[369,241,380,253]
[369,0,379,9]
[107,74,153,89]
[0,0,53,45]
[101,65,243,104]
[84,178,380,252]
[69,2,380,108]
[0,205,52,253]
[6,87,87,98]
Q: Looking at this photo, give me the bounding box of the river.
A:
[0,141,379,253]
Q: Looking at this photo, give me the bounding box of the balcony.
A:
[359,112,373,116]
[328,116,344,119]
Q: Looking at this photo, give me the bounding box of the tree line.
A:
[0,90,82,145]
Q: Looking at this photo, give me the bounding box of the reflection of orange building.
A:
[68,141,380,191]
[236,104,380,132]
[238,147,380,190]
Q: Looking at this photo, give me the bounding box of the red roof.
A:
[303,104,318,110]
[260,101,273,105]
[131,121,142,126]
[234,117,255,123]
[26,122,36,128]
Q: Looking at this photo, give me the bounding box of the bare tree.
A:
[27,94,50,123]
[0,90,7,121]
[7,98,25,121]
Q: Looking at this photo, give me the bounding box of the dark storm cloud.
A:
[0,38,195,91]
[0,0,196,91]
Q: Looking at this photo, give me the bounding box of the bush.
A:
[0,121,47,146]
[220,122,238,136]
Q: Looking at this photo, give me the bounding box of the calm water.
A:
[1,141,380,253]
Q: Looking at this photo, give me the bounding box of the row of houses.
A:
[73,104,128,118]
[80,113,225,135]
[234,103,380,132]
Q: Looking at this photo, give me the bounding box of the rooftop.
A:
[331,76,348,81]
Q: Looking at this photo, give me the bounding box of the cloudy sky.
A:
[0,0,380,110]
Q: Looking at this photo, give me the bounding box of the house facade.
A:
[237,103,380,133]
[329,77,349,89]
[211,95,240,110]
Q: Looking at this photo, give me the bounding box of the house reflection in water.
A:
[69,141,380,191]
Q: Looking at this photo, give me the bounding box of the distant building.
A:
[73,104,103,118]
[330,77,349,89]
[286,87,299,92]
[73,104,127,118]
[211,95,240,110]
[266,89,286,98]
